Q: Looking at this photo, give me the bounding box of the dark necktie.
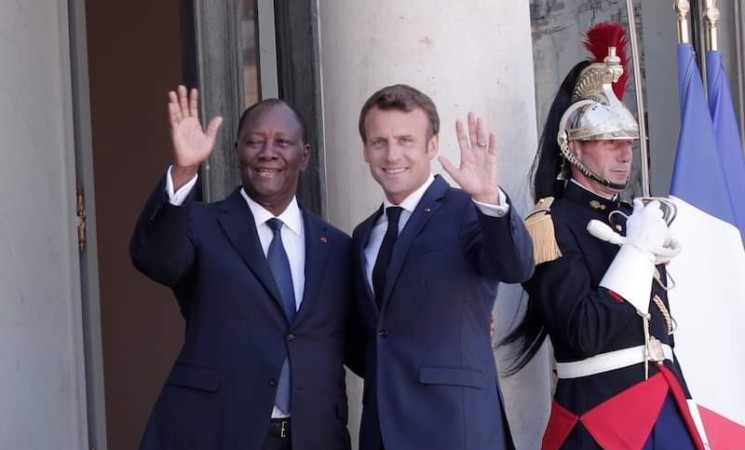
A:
[266,218,296,414]
[372,206,403,308]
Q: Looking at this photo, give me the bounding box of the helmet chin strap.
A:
[578,163,628,191]
[558,132,628,191]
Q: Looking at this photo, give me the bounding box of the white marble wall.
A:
[317,1,550,448]
[0,1,88,448]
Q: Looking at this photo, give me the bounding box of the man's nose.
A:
[258,141,277,158]
[385,144,402,162]
[618,142,633,162]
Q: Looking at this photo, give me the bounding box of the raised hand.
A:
[438,112,500,204]
[168,85,223,188]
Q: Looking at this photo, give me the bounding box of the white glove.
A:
[588,199,681,264]
[597,199,668,314]
[625,199,671,262]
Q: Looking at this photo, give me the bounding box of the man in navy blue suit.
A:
[351,84,534,450]
[130,86,353,450]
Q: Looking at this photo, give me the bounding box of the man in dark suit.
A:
[130,86,353,450]
[351,84,534,450]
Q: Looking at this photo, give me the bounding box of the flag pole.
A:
[675,1,691,45]
[704,0,720,52]
[734,0,745,144]
[625,0,650,196]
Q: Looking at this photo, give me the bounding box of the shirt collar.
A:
[382,173,435,214]
[240,189,303,236]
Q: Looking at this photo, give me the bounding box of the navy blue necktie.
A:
[372,206,403,308]
[266,218,296,414]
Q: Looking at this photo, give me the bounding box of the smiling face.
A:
[362,106,438,205]
[235,102,310,215]
[570,139,633,197]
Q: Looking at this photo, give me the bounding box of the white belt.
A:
[555,344,673,379]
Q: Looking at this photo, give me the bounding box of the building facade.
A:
[1,0,741,448]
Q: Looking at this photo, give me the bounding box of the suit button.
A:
[286,333,295,342]
[377,329,388,337]
[269,379,278,387]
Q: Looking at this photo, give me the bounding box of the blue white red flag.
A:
[668,42,745,448]
[706,50,745,242]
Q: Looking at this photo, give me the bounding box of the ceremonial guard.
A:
[503,23,706,450]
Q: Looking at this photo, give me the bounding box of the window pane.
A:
[240,0,260,107]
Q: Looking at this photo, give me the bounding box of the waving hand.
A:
[168,85,223,189]
[438,112,501,204]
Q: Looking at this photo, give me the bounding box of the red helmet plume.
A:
[584,22,629,100]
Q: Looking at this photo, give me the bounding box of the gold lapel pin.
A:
[589,200,606,210]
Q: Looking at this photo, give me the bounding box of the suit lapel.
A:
[296,211,330,322]
[380,176,448,310]
[216,189,284,311]
[356,206,383,314]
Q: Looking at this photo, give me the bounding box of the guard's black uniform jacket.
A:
[524,182,700,449]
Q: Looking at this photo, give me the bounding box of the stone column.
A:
[316,1,550,448]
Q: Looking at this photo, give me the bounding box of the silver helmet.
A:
[557,46,639,190]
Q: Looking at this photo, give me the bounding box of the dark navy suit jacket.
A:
[130,179,353,450]
[351,176,534,450]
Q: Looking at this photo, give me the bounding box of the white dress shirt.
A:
[363,173,510,294]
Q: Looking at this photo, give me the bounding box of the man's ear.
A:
[426,134,439,159]
[299,144,311,171]
[233,142,244,169]
[568,141,581,158]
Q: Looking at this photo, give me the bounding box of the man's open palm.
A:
[439,112,501,205]
[168,85,223,168]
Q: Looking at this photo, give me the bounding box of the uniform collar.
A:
[564,179,621,214]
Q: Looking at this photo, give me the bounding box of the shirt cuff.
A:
[166,165,198,206]
[472,188,510,217]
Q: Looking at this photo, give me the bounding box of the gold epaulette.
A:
[525,197,562,265]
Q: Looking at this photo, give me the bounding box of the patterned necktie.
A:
[266,218,296,414]
[372,206,403,308]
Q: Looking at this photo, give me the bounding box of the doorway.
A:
[80,0,320,448]
[84,1,188,448]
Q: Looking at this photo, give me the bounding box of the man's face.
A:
[362,106,438,205]
[235,103,309,215]
[570,139,633,197]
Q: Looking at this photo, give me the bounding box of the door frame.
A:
[188,0,325,215]
[68,0,108,448]
[68,0,326,447]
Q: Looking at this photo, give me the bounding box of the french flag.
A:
[668,42,745,448]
